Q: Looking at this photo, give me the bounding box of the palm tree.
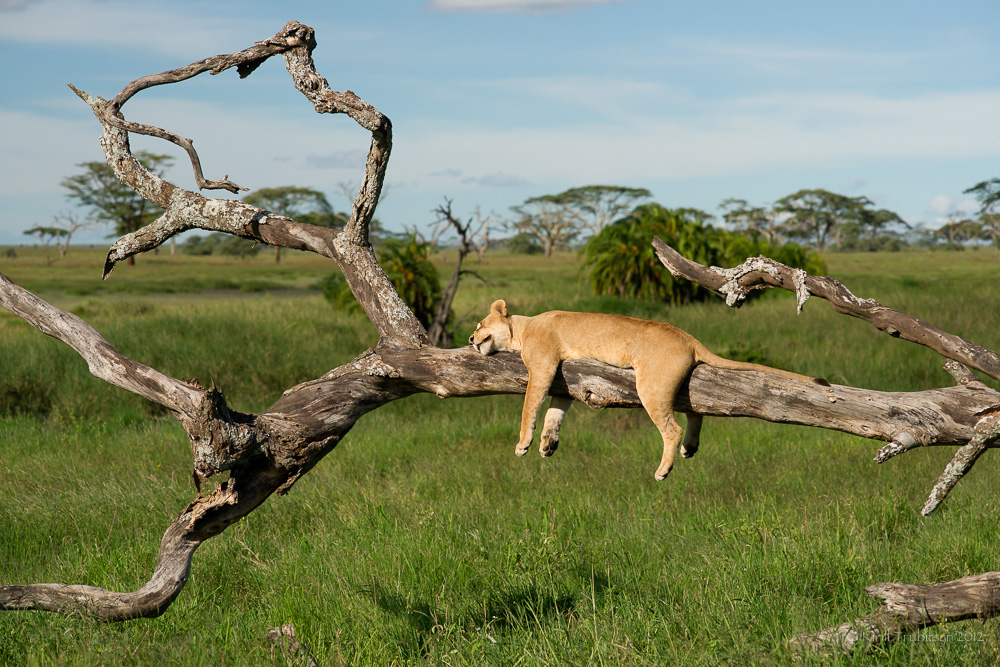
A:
[377,235,443,329]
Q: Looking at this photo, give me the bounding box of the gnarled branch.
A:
[2,22,999,654]
[653,238,1000,380]
[790,572,1000,653]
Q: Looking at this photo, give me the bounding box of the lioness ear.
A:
[490,299,508,317]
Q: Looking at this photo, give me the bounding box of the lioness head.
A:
[469,299,512,355]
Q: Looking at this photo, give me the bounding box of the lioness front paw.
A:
[515,441,532,457]
[539,430,559,457]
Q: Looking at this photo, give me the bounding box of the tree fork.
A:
[1,22,999,647]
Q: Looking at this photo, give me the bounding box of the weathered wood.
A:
[791,572,1000,653]
[3,20,999,644]
[653,237,1000,380]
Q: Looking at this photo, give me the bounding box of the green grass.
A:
[2,245,1000,665]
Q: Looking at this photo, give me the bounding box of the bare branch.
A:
[653,237,1000,381]
[426,199,474,346]
[0,272,201,418]
[71,22,423,347]
[921,411,1000,516]
[1,460,287,620]
[79,21,317,193]
[654,238,1000,513]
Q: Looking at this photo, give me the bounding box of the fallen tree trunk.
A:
[790,572,1000,653]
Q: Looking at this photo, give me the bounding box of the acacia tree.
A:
[964,177,1000,215]
[242,186,335,262]
[2,22,1000,654]
[775,188,867,251]
[61,151,173,265]
[965,176,1000,247]
[934,214,980,247]
[719,197,784,245]
[509,195,580,257]
[550,185,651,235]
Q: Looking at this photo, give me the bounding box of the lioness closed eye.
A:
[469,299,829,480]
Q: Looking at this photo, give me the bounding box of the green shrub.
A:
[320,235,446,329]
[583,203,824,304]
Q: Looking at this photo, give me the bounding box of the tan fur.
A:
[469,299,827,480]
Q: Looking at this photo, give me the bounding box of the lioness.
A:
[469,299,828,480]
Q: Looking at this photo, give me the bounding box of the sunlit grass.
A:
[2,246,1000,665]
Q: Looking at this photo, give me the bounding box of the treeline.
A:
[502,184,1000,257]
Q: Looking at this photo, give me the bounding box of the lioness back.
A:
[523,311,697,370]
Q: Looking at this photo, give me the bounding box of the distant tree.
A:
[23,226,67,265]
[934,214,980,248]
[509,195,580,257]
[835,204,909,251]
[182,233,260,258]
[719,197,784,245]
[855,206,907,241]
[775,189,867,251]
[243,186,335,263]
[544,185,652,235]
[23,214,89,264]
[61,151,173,265]
[503,232,544,255]
[964,178,1000,215]
[964,177,1000,248]
[979,213,1000,247]
[470,209,496,262]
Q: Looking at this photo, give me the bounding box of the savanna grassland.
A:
[1,245,999,666]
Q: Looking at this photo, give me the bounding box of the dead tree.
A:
[425,198,493,347]
[0,23,997,650]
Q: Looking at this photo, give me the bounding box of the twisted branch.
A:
[653,238,1000,381]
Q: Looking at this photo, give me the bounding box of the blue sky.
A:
[1,0,998,245]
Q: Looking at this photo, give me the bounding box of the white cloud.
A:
[929,194,955,215]
[390,88,1000,193]
[927,194,979,219]
[427,0,625,13]
[675,37,920,68]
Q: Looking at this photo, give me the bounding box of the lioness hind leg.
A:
[636,368,685,481]
[540,396,573,457]
[680,412,703,458]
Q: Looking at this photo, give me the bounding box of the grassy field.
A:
[1,244,999,666]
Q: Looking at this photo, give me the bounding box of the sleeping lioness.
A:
[469,299,828,480]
